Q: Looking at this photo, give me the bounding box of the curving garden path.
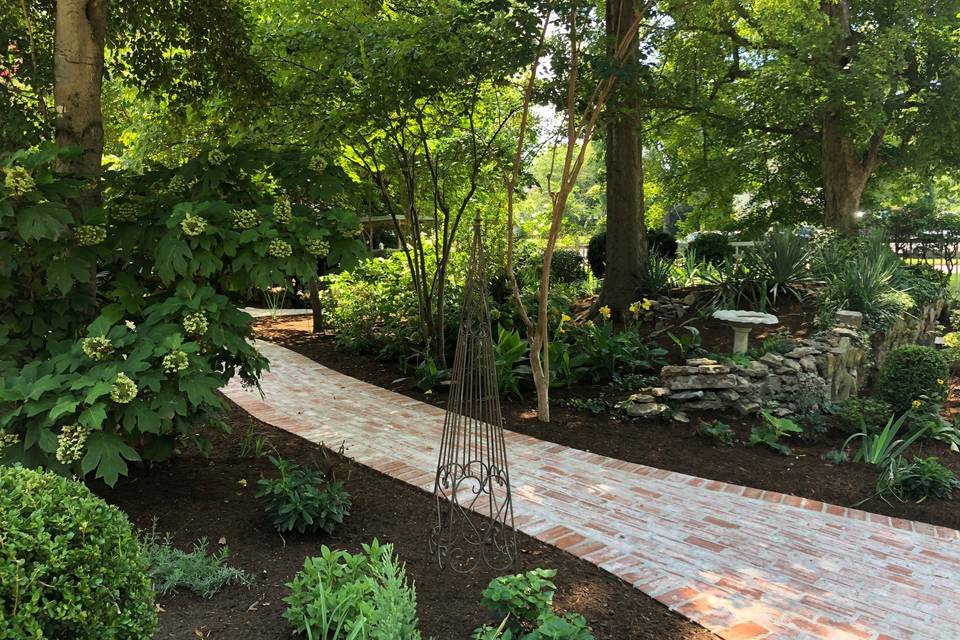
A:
[224,341,960,640]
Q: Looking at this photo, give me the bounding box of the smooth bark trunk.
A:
[821,116,870,235]
[596,0,647,318]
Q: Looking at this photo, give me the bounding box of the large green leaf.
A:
[81,431,142,486]
[16,202,72,241]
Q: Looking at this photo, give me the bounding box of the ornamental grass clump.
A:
[0,466,157,639]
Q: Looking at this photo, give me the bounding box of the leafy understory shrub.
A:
[142,525,251,598]
[256,456,351,534]
[699,421,735,446]
[832,397,893,434]
[284,540,421,640]
[560,396,612,415]
[748,412,802,455]
[473,568,594,640]
[687,232,733,266]
[879,456,960,502]
[0,465,157,639]
[878,345,949,414]
[0,144,363,485]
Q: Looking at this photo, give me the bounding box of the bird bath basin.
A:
[712,310,780,355]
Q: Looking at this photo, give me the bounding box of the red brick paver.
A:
[224,341,960,640]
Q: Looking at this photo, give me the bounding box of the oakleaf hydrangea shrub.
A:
[284,540,421,640]
[878,345,949,414]
[473,568,595,640]
[0,466,157,639]
[0,144,364,485]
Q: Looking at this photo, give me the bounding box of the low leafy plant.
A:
[832,397,894,435]
[821,449,850,465]
[495,326,533,399]
[0,465,157,639]
[749,412,803,455]
[142,524,251,598]
[284,540,421,640]
[473,568,594,640]
[560,397,612,415]
[414,356,450,392]
[843,413,928,466]
[256,456,351,535]
[568,321,668,382]
[878,456,960,502]
[239,428,273,459]
[608,373,659,391]
[756,329,796,356]
[667,326,703,359]
[878,345,949,413]
[699,421,736,446]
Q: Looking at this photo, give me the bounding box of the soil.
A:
[96,405,717,640]
[255,316,960,532]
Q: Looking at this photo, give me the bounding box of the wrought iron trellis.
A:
[430,216,517,573]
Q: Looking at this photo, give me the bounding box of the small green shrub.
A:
[822,449,849,465]
[549,249,587,285]
[699,421,735,446]
[0,466,157,639]
[833,397,893,434]
[586,231,606,279]
[748,412,802,455]
[495,326,532,399]
[879,456,960,501]
[284,540,421,640]
[688,233,733,266]
[142,525,251,598]
[648,229,679,260]
[878,345,949,413]
[256,457,351,535]
[757,329,796,356]
[560,397,612,415]
[473,568,594,640]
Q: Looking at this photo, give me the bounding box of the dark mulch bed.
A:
[255,316,960,532]
[95,405,717,640]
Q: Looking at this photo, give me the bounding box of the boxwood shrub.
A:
[878,345,949,413]
[0,465,156,639]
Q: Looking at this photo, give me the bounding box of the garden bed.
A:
[255,316,960,532]
[95,404,717,640]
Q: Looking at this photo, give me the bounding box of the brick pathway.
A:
[224,341,960,640]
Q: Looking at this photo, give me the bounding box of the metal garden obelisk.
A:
[431,215,517,573]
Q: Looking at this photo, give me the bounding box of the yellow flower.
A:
[629,302,640,318]
[911,399,922,411]
[237,479,247,487]
[937,378,945,386]
[642,298,653,311]
[560,314,572,324]
[599,305,611,320]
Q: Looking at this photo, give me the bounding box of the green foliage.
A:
[238,428,273,459]
[640,253,676,295]
[586,231,606,279]
[567,322,668,383]
[666,326,703,359]
[142,525,251,598]
[256,457,351,535]
[822,449,850,465]
[560,397,612,416]
[896,263,950,309]
[699,421,735,446]
[474,569,595,640]
[0,145,362,485]
[813,235,923,331]
[832,397,894,435]
[284,540,421,640]
[0,465,156,639]
[687,233,733,266]
[756,330,796,356]
[495,327,533,399]
[747,227,812,304]
[548,250,587,285]
[843,413,928,466]
[879,456,960,502]
[878,345,949,413]
[648,230,679,260]
[749,412,803,455]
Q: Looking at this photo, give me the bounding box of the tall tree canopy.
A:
[649,0,960,234]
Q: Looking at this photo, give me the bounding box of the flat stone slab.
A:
[225,340,960,640]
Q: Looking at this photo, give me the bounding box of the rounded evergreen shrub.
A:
[878,345,949,413]
[688,232,734,266]
[586,231,606,278]
[648,229,679,260]
[550,249,586,284]
[0,466,156,639]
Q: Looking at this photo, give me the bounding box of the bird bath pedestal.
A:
[712,310,780,355]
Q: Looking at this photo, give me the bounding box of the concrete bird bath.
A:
[712,310,780,355]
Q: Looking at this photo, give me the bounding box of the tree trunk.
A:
[54,0,107,180]
[596,0,646,319]
[821,116,870,235]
